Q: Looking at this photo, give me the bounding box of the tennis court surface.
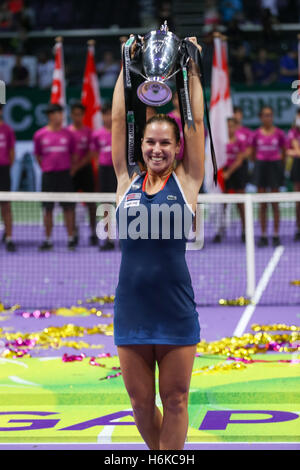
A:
[0,192,299,450]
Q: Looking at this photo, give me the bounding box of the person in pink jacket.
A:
[251,106,286,247]
[0,104,16,252]
[34,103,78,250]
[286,109,300,241]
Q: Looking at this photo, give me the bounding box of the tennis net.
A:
[0,191,299,312]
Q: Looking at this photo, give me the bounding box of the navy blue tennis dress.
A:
[114,171,200,346]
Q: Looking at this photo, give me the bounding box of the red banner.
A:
[81,42,102,130]
[50,38,66,125]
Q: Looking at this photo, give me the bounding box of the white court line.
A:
[8,376,39,386]
[97,408,133,444]
[233,246,285,337]
[0,358,28,368]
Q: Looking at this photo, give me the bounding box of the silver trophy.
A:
[137,21,180,106]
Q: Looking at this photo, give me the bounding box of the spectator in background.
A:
[260,0,278,17]
[97,50,120,89]
[20,0,35,29]
[252,48,277,85]
[229,44,253,85]
[219,0,243,24]
[156,1,174,30]
[222,117,247,241]
[251,105,286,247]
[34,103,78,251]
[279,45,298,84]
[0,104,16,252]
[36,51,54,89]
[286,109,300,241]
[204,0,221,26]
[11,53,29,86]
[260,6,279,45]
[91,102,116,251]
[233,106,253,152]
[8,0,23,14]
[68,101,97,246]
[8,0,24,28]
[0,1,13,29]
[261,0,278,17]
[233,105,253,186]
[226,16,244,49]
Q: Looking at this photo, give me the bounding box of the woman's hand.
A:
[120,34,143,59]
[186,36,202,54]
[186,37,202,75]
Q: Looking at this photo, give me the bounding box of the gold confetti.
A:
[219,297,252,306]
[0,322,114,353]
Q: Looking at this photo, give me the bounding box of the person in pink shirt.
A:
[34,103,77,251]
[286,108,300,241]
[233,106,253,181]
[251,105,286,247]
[69,101,97,246]
[91,103,116,250]
[233,106,253,153]
[222,117,248,241]
[0,104,16,252]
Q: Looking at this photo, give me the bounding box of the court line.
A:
[233,246,285,337]
[97,408,133,444]
[0,358,28,368]
[8,375,39,386]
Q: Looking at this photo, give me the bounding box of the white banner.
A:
[232,89,296,126]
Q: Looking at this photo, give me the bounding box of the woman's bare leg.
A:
[155,344,197,450]
[117,345,163,450]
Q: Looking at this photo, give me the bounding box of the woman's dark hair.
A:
[259,105,273,116]
[142,114,181,143]
[227,117,237,124]
[71,101,86,112]
[233,106,243,114]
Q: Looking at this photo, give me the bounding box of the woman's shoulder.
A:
[173,161,201,197]
[116,170,144,200]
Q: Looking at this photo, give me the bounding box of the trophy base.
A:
[137,79,172,106]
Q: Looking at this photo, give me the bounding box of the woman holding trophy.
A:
[111,29,205,450]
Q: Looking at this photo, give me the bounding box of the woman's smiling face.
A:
[141,121,180,174]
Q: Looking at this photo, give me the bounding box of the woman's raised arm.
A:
[181,38,205,187]
[112,68,130,185]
